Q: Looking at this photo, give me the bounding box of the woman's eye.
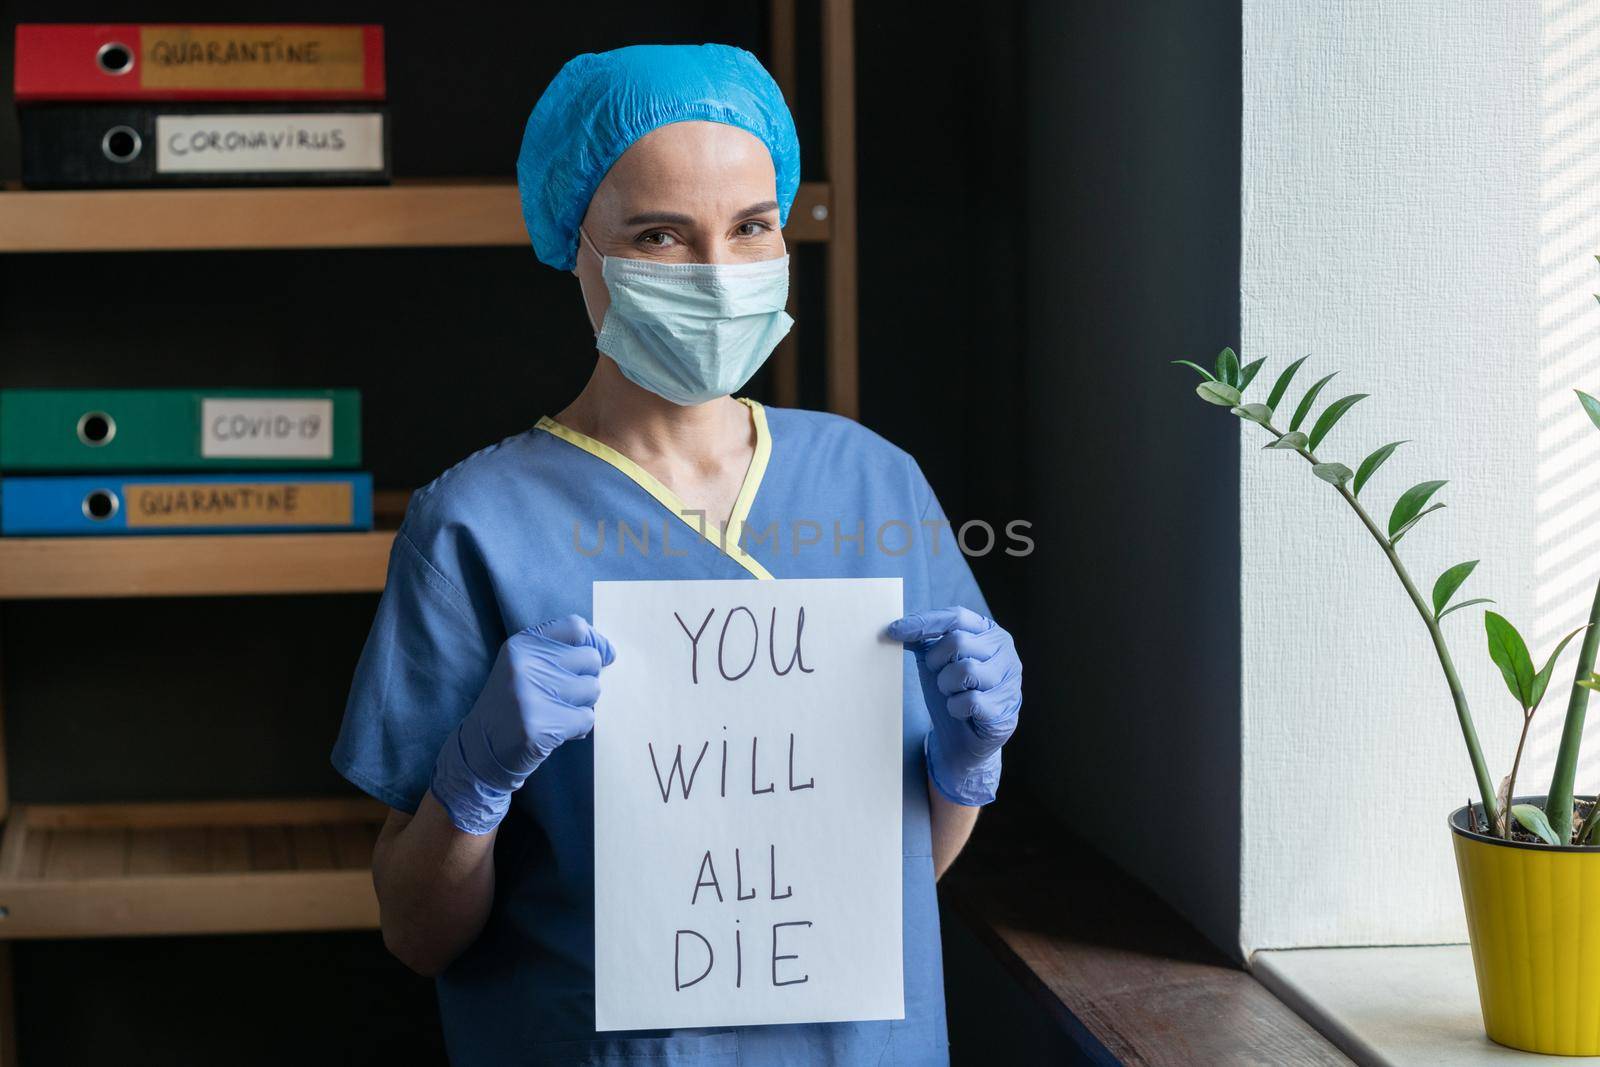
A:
[638,231,675,247]
[735,221,770,237]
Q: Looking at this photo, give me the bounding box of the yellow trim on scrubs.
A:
[535,398,775,580]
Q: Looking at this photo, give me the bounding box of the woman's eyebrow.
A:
[622,210,696,227]
[622,202,782,227]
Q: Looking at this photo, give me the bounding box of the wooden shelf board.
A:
[938,796,1349,1064]
[0,797,385,939]
[0,529,395,599]
[0,179,832,253]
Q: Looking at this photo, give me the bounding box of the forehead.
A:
[591,121,777,213]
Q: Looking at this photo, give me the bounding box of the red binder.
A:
[14,24,385,102]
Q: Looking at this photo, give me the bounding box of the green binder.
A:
[0,389,361,470]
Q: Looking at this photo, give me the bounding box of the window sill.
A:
[1252,946,1592,1065]
[939,794,1348,1064]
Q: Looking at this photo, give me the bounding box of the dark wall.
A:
[1016,0,1244,956]
[855,4,1028,635]
[852,7,1042,1061]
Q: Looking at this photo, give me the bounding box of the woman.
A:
[333,43,1023,1066]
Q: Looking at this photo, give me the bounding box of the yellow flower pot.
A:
[1452,799,1600,1055]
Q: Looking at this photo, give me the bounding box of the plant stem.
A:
[1256,418,1501,829]
[1545,576,1600,840]
[1507,709,1532,839]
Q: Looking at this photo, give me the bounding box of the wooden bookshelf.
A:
[0,530,394,599]
[0,179,833,253]
[0,797,385,939]
[0,3,857,1055]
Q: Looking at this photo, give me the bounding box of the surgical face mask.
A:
[578,228,794,406]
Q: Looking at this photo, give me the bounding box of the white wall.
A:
[1240,1,1600,951]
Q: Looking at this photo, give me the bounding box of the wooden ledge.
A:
[0,180,833,253]
[0,797,386,939]
[938,795,1350,1065]
[0,530,396,599]
[0,488,410,600]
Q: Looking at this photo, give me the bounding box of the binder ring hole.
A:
[82,489,119,522]
[101,127,142,165]
[96,42,135,75]
[76,411,116,447]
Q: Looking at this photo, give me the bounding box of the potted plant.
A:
[1175,330,1600,1055]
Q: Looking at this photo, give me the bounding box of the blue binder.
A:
[1,472,374,535]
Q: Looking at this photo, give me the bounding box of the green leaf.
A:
[1231,403,1273,425]
[1389,480,1448,538]
[1353,441,1408,498]
[1307,393,1369,452]
[1312,462,1353,485]
[1512,804,1562,846]
[1437,597,1495,621]
[1531,625,1590,710]
[1432,560,1479,617]
[1577,389,1600,432]
[1290,372,1338,433]
[1390,502,1445,544]
[1238,357,1266,394]
[1265,431,1308,451]
[1485,610,1536,710]
[1171,359,1218,382]
[1197,381,1242,407]
[1266,356,1310,414]
[1578,673,1600,692]
[1215,347,1240,388]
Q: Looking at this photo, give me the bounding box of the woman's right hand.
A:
[430,614,616,834]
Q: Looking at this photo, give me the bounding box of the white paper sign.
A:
[592,578,904,1031]
[200,398,333,458]
[156,113,385,173]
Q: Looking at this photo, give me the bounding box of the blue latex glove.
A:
[887,607,1022,807]
[431,614,615,834]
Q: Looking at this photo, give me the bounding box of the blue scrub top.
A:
[333,400,989,1066]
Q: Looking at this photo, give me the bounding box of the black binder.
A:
[19,103,392,189]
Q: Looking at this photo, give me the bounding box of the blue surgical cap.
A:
[517,44,801,271]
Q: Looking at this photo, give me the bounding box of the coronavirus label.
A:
[155,113,383,172]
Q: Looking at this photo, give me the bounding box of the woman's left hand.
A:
[887,607,1022,807]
